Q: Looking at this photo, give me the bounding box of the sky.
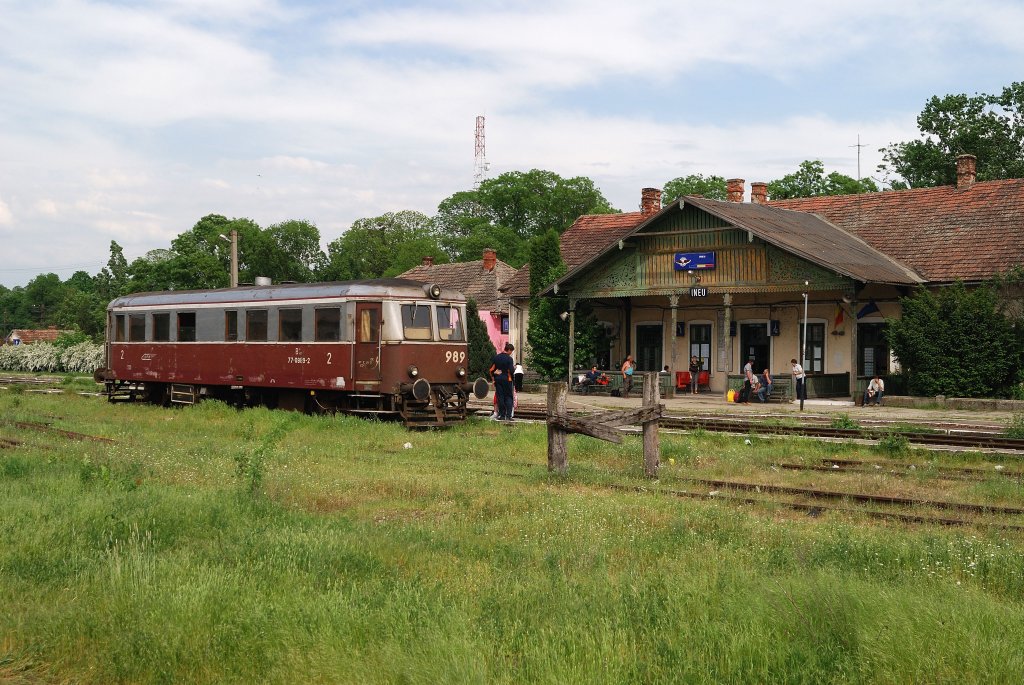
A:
[2,0,1023,288]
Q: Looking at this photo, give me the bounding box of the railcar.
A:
[93,279,489,427]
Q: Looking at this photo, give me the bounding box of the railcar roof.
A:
[107,279,466,309]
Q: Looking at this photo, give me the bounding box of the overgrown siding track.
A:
[491,403,1024,454]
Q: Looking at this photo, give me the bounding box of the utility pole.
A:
[849,134,868,181]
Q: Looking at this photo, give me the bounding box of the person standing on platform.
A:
[740,356,755,404]
[689,355,701,395]
[791,358,806,402]
[513,361,525,393]
[621,355,636,399]
[489,343,516,421]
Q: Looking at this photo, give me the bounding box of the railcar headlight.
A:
[456,366,466,378]
[407,364,419,378]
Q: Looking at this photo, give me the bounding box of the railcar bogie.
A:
[94,279,488,427]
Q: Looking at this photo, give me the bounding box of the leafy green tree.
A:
[435,169,617,268]
[879,83,1024,188]
[53,290,105,339]
[465,297,496,380]
[887,282,1024,397]
[23,273,64,326]
[260,220,326,282]
[95,241,129,301]
[323,211,436,281]
[528,229,562,297]
[767,160,879,199]
[662,174,728,202]
[0,285,30,332]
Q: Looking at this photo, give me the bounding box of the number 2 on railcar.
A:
[93,279,489,427]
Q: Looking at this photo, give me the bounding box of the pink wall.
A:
[480,310,508,352]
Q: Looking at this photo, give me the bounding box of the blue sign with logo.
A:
[674,252,716,271]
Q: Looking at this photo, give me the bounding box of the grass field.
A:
[2,388,1024,684]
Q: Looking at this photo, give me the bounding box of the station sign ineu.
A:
[674,252,716,271]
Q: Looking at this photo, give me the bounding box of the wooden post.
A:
[547,382,568,474]
[642,372,659,477]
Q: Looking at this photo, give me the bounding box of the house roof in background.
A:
[4,328,73,344]
[769,178,1024,282]
[399,259,517,312]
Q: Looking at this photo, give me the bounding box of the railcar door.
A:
[353,302,382,388]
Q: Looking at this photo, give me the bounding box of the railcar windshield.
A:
[402,304,433,340]
[437,305,464,341]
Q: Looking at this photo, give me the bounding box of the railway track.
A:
[485,403,1024,454]
[481,467,1024,531]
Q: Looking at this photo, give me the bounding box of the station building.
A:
[503,155,1024,398]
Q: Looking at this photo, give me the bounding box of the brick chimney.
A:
[640,187,662,216]
[482,248,497,271]
[726,178,745,202]
[421,255,435,267]
[956,154,977,190]
[750,182,768,204]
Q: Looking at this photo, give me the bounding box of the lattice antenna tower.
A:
[473,115,489,189]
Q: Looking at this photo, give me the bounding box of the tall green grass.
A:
[2,392,1024,683]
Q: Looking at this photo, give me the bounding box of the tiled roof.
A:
[499,212,646,299]
[4,328,73,344]
[499,264,531,299]
[768,178,1024,282]
[683,197,923,285]
[399,260,517,312]
[560,212,646,268]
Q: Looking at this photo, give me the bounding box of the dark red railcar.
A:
[94,279,488,427]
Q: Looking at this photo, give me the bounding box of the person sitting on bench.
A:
[757,368,774,402]
[864,374,885,406]
[579,366,602,392]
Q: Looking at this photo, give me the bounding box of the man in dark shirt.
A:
[489,342,516,420]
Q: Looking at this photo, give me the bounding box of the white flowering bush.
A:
[61,342,105,374]
[0,341,104,374]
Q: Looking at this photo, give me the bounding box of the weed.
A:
[1006,413,1024,439]
[876,432,911,456]
[830,413,859,430]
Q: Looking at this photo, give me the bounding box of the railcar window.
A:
[225,310,239,341]
[358,309,379,343]
[437,306,464,341]
[114,315,126,342]
[152,313,170,341]
[247,310,268,341]
[315,308,341,341]
[128,314,146,342]
[401,304,433,341]
[177,313,197,342]
[279,308,303,342]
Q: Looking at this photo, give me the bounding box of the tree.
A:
[879,83,1024,188]
[662,174,728,202]
[23,273,64,326]
[887,282,1024,397]
[323,211,437,281]
[434,169,617,268]
[767,160,878,200]
[260,220,326,282]
[95,241,129,301]
[528,229,562,297]
[465,297,496,380]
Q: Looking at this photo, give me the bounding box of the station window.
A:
[177,313,196,342]
[437,305,464,341]
[401,304,432,340]
[799,323,825,373]
[152,313,170,341]
[128,314,146,342]
[315,308,341,342]
[247,310,268,342]
[225,310,239,341]
[114,315,126,342]
[279,308,303,342]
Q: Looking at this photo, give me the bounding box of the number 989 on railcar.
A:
[93,279,490,427]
